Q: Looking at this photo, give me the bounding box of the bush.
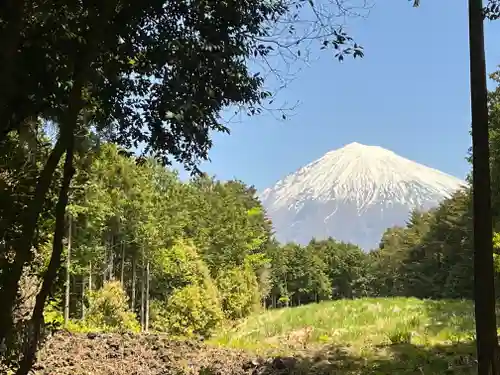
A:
[216,265,261,320]
[158,282,223,337]
[149,299,170,333]
[43,299,64,328]
[84,281,140,333]
[153,240,213,297]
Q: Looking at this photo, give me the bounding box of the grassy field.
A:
[210,297,482,374]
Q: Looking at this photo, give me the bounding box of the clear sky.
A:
[178,0,500,191]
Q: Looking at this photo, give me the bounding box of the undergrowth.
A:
[208,297,485,374]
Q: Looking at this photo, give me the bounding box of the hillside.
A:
[34,298,480,375]
[260,143,466,250]
[211,298,479,374]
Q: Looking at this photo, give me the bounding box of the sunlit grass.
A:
[209,297,483,374]
[211,298,478,351]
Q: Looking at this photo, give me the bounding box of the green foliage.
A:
[266,239,368,306]
[150,240,227,336]
[186,177,272,274]
[14,65,500,359]
[387,328,412,345]
[43,300,64,328]
[216,265,261,320]
[212,298,477,353]
[148,299,170,333]
[160,283,224,337]
[84,281,140,333]
[152,240,212,297]
[365,191,476,300]
[0,0,366,371]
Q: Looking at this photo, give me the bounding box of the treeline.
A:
[35,139,374,336]
[33,141,273,336]
[0,0,363,372]
[13,66,500,344]
[364,68,500,301]
[266,67,500,305]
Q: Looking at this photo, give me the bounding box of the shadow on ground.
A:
[421,299,476,338]
[251,342,477,375]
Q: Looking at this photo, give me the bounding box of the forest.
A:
[1,64,500,365]
[1,0,500,374]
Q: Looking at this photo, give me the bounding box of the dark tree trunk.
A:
[131,256,136,312]
[103,240,108,283]
[140,249,145,331]
[0,15,103,339]
[120,241,125,285]
[89,262,93,292]
[7,15,105,363]
[81,274,86,320]
[64,216,72,326]
[468,0,499,373]
[16,135,75,375]
[109,233,114,280]
[145,261,150,333]
[0,137,65,346]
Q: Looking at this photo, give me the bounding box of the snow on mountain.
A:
[259,142,467,250]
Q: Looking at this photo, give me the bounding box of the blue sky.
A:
[179,0,500,191]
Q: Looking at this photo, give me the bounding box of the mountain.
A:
[259,142,467,250]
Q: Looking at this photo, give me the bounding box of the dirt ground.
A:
[30,330,478,375]
[32,332,302,375]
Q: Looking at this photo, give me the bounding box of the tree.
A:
[216,265,261,320]
[467,0,498,371]
[0,0,366,361]
[0,0,370,370]
[186,177,272,274]
[410,0,498,371]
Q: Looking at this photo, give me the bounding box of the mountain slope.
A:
[259,142,467,250]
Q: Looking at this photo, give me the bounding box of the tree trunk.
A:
[81,275,86,320]
[89,261,93,293]
[109,233,114,280]
[468,0,499,372]
[131,256,136,312]
[10,13,110,364]
[16,134,75,375]
[64,215,72,326]
[103,241,108,283]
[0,3,112,339]
[140,248,145,332]
[145,261,150,333]
[120,241,125,285]
[0,136,65,346]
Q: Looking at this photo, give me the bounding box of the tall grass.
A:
[211,297,479,352]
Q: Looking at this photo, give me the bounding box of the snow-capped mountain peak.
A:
[260,143,467,250]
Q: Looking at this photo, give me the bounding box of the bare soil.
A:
[32,331,300,375]
[31,328,476,374]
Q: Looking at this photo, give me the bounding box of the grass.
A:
[209,297,484,374]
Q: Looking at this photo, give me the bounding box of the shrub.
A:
[155,240,211,291]
[84,281,140,333]
[43,299,64,328]
[160,282,223,337]
[149,299,170,333]
[150,240,225,337]
[216,265,261,320]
